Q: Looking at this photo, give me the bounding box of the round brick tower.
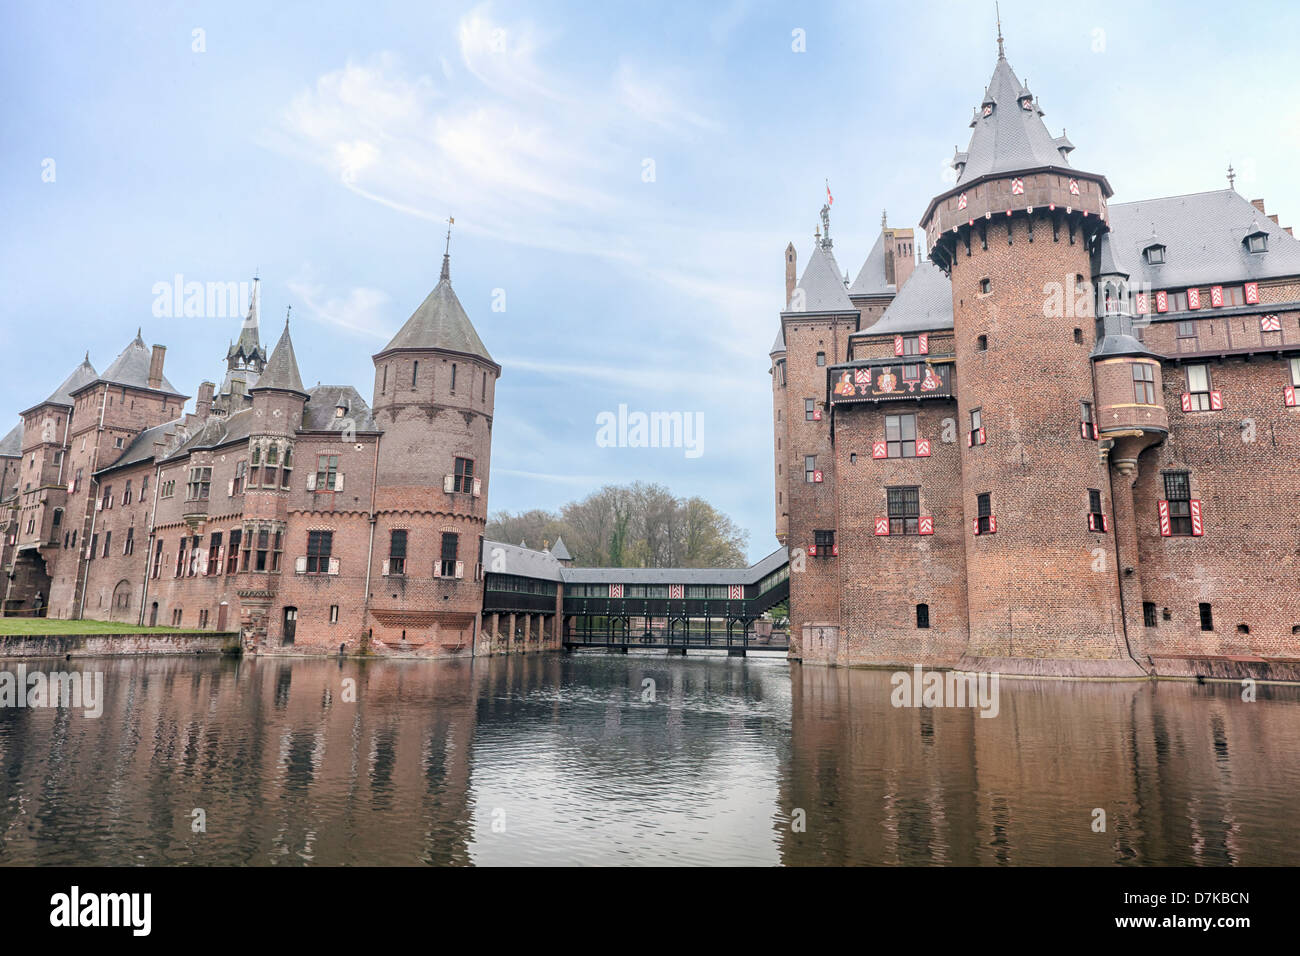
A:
[368,239,499,651]
[920,37,1141,673]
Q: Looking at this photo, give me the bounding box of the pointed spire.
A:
[441,216,454,282]
[996,2,1005,59]
[1227,163,1237,190]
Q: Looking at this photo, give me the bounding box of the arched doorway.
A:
[283,607,298,646]
[149,602,159,626]
[111,580,133,622]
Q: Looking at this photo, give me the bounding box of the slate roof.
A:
[28,356,98,411]
[226,278,267,367]
[848,233,892,297]
[481,540,566,582]
[1106,189,1300,289]
[253,321,307,394]
[479,541,790,586]
[856,260,954,335]
[302,385,380,433]
[96,332,181,395]
[953,55,1076,187]
[769,325,786,355]
[0,422,22,457]
[559,547,789,586]
[549,536,572,561]
[784,243,853,314]
[158,408,254,464]
[379,256,495,364]
[95,417,189,476]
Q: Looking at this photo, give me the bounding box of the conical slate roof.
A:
[953,54,1075,186]
[785,243,853,314]
[33,354,98,409]
[253,319,307,395]
[100,330,180,394]
[0,422,22,457]
[379,254,494,363]
[848,233,891,297]
[550,536,572,561]
[769,324,786,355]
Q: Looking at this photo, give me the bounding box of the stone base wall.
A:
[0,631,239,659]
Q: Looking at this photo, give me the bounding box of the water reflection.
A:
[0,654,1295,865]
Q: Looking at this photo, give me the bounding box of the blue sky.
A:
[3,0,1299,562]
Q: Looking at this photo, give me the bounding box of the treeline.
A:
[486,482,749,569]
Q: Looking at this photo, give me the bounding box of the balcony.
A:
[828,358,954,406]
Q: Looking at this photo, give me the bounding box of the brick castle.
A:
[0,244,505,655]
[772,35,1300,677]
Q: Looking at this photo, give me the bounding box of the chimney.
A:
[1251,198,1267,215]
[784,243,797,307]
[1268,214,1279,225]
[148,345,166,389]
[196,381,215,420]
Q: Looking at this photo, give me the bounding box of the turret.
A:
[917,25,1138,673]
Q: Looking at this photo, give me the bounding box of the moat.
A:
[1,652,1298,866]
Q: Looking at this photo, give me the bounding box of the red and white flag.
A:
[826,180,833,206]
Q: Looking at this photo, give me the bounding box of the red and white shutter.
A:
[813,470,824,483]
[1103,514,1110,531]
[893,336,905,356]
[1210,285,1223,308]
[1157,500,1171,536]
[918,334,929,355]
[1079,422,1089,439]
[812,408,822,421]
[872,441,887,459]
[1180,393,1192,412]
[1285,385,1297,407]
[1261,315,1282,332]
[1244,282,1260,304]
[971,517,980,536]
[728,585,743,601]
[1187,287,1201,310]
[609,584,623,599]
[874,516,890,536]
[1087,513,1097,531]
[1135,292,1149,315]
[918,515,934,535]
[1156,290,1168,313]
[988,515,997,534]
[1190,500,1204,536]
[1209,390,1223,411]
[978,426,986,445]
[967,430,974,447]
[916,438,931,457]
[668,584,683,599]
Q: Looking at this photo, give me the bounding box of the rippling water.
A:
[0,653,1296,865]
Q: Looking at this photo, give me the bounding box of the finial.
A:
[996,3,1005,59]
[1227,164,1236,189]
[882,209,888,229]
[284,305,292,330]
[84,350,90,364]
[441,216,454,282]
[820,202,832,250]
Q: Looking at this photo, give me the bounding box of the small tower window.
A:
[1073,327,1083,344]
[979,278,991,294]
[976,334,988,351]
[816,351,826,367]
[412,361,419,387]
[916,604,930,629]
[1199,603,1214,632]
[1143,602,1157,627]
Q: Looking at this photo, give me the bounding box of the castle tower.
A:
[238,316,308,649]
[919,31,1142,674]
[369,233,499,650]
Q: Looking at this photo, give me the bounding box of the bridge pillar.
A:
[507,613,517,654]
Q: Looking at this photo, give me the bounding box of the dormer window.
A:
[334,405,347,418]
[1247,233,1268,254]
[1144,244,1166,265]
